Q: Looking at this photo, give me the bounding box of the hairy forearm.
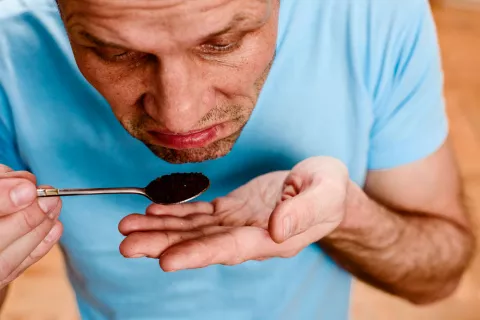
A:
[319,181,475,304]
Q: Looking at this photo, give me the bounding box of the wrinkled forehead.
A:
[58,0,273,51]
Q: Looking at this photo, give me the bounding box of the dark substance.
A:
[145,172,210,204]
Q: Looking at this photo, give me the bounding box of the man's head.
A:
[58,0,279,164]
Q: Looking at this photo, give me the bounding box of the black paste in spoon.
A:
[145,172,210,204]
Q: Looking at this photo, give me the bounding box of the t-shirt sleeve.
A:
[0,84,27,171]
[367,1,448,170]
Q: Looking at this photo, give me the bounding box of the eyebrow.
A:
[78,31,127,49]
[75,12,256,49]
[203,13,249,39]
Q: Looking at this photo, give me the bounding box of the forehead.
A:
[61,0,272,49]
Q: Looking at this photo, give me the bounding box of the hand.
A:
[0,165,63,289]
[119,157,349,271]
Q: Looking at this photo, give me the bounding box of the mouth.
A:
[148,123,229,150]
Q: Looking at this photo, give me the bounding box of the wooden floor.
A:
[2,4,480,320]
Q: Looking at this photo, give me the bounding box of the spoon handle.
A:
[36,187,146,198]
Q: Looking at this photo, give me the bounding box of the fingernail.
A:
[45,224,60,243]
[38,197,58,217]
[283,216,292,239]
[130,253,146,258]
[10,183,35,207]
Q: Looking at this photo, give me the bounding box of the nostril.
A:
[139,93,151,109]
[141,93,159,118]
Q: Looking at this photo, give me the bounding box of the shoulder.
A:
[0,0,62,43]
[283,0,435,72]
[0,0,56,20]
[0,0,69,81]
[364,0,434,46]
[344,0,439,103]
[327,0,434,50]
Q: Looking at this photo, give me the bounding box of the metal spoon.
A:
[36,172,210,204]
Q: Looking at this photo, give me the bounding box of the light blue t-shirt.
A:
[0,0,447,319]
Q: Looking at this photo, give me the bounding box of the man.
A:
[0,0,475,319]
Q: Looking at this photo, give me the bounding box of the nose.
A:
[143,55,213,133]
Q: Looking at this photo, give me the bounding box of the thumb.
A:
[0,178,37,216]
[268,187,322,244]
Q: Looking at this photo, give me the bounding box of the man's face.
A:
[58,0,279,164]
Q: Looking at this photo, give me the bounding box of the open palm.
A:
[119,158,348,271]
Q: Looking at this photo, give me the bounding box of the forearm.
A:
[319,181,475,304]
[0,286,8,310]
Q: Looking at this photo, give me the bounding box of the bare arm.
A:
[319,141,475,304]
[0,286,8,310]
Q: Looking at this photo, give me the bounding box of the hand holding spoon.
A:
[36,172,210,204]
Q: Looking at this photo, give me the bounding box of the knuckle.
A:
[28,248,44,262]
[160,218,172,230]
[226,231,245,264]
[162,231,173,247]
[19,208,43,233]
[188,216,202,229]
[189,215,214,229]
[29,221,49,240]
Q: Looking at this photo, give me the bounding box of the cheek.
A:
[71,47,146,115]
[210,36,277,97]
[209,49,274,99]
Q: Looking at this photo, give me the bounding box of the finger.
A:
[0,164,13,174]
[269,178,346,244]
[7,221,63,282]
[160,225,328,272]
[0,215,58,281]
[146,202,214,217]
[2,170,36,183]
[0,178,38,216]
[0,194,60,253]
[268,189,322,243]
[268,157,349,243]
[35,185,62,220]
[159,227,281,272]
[119,228,219,258]
[119,213,218,235]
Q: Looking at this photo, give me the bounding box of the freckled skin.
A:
[57,0,279,164]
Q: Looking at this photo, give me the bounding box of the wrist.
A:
[320,179,404,251]
[322,180,379,242]
[331,180,371,236]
